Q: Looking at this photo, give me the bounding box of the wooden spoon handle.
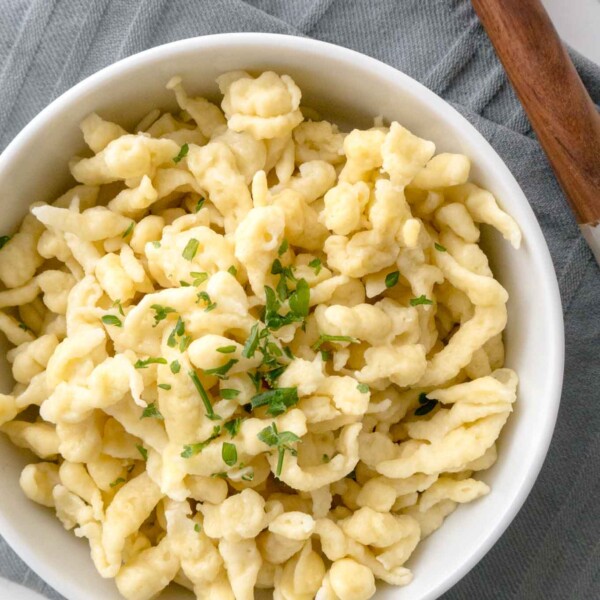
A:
[471,0,600,229]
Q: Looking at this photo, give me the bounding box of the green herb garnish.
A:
[308,258,322,275]
[136,444,148,461]
[196,291,216,311]
[278,239,289,256]
[250,387,299,417]
[190,271,208,286]
[311,334,359,351]
[112,299,125,316]
[242,323,260,358]
[134,357,167,369]
[410,295,433,306]
[121,222,134,238]
[227,265,238,276]
[182,238,199,261]
[141,402,164,419]
[0,235,12,250]
[204,359,238,379]
[195,198,205,212]
[257,423,301,477]
[170,360,181,374]
[385,271,399,288]
[188,370,221,420]
[357,383,369,393]
[221,388,241,400]
[173,143,189,163]
[109,477,126,488]
[216,345,237,354]
[434,242,447,252]
[101,315,122,327]
[224,418,241,438]
[222,442,237,466]
[181,425,221,458]
[157,383,172,390]
[150,304,176,327]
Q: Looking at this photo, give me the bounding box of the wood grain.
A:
[471,0,600,225]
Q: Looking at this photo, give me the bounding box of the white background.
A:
[0,2,598,600]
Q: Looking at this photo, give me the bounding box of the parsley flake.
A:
[101,314,122,328]
[170,360,181,374]
[222,442,237,466]
[188,370,221,420]
[182,238,199,261]
[312,334,359,351]
[173,143,189,163]
[278,239,289,256]
[257,423,301,477]
[194,523,201,533]
[194,198,205,212]
[190,271,208,286]
[385,271,400,288]
[181,425,221,458]
[221,388,241,399]
[112,299,125,316]
[136,444,148,461]
[121,222,134,238]
[434,242,447,252]
[203,359,238,379]
[109,477,126,488]
[251,387,299,417]
[410,295,433,306]
[308,258,322,275]
[157,383,171,390]
[227,265,238,276]
[216,345,237,354]
[141,402,164,420]
[242,323,260,358]
[196,291,216,311]
[224,418,241,438]
[150,304,176,327]
[134,357,167,369]
[357,383,369,393]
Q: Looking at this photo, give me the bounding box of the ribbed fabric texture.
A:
[0,1,598,599]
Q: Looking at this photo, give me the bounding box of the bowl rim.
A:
[0,32,564,600]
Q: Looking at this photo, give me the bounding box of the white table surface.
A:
[1,2,598,599]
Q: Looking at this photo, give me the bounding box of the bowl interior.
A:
[0,34,563,600]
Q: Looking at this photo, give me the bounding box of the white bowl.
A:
[0,33,564,600]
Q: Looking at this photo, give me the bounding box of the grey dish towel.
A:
[1,1,599,599]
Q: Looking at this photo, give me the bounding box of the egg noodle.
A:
[0,70,521,600]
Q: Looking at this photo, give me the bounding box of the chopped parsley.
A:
[357,383,369,393]
[241,471,254,482]
[257,423,301,477]
[251,387,298,417]
[221,388,241,400]
[170,360,181,374]
[157,383,171,390]
[182,238,199,261]
[227,265,238,276]
[278,239,289,256]
[320,350,332,361]
[188,370,221,421]
[312,334,359,351]
[196,291,216,311]
[415,392,438,416]
[181,425,221,458]
[152,241,161,248]
[173,143,189,163]
[190,271,208,286]
[322,454,331,463]
[385,271,400,288]
[224,418,241,438]
[263,278,310,330]
[136,444,148,461]
[121,222,134,238]
[167,316,190,350]
[410,295,433,306]
[204,359,238,379]
[141,402,164,420]
[0,235,12,250]
[195,198,205,212]
[194,523,201,533]
[18,322,31,332]
[434,242,447,252]
[242,323,260,358]
[134,357,167,369]
[216,345,237,354]
[308,258,322,275]
[109,477,126,488]
[112,299,125,316]
[222,442,237,466]
[150,304,176,327]
[101,314,122,327]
